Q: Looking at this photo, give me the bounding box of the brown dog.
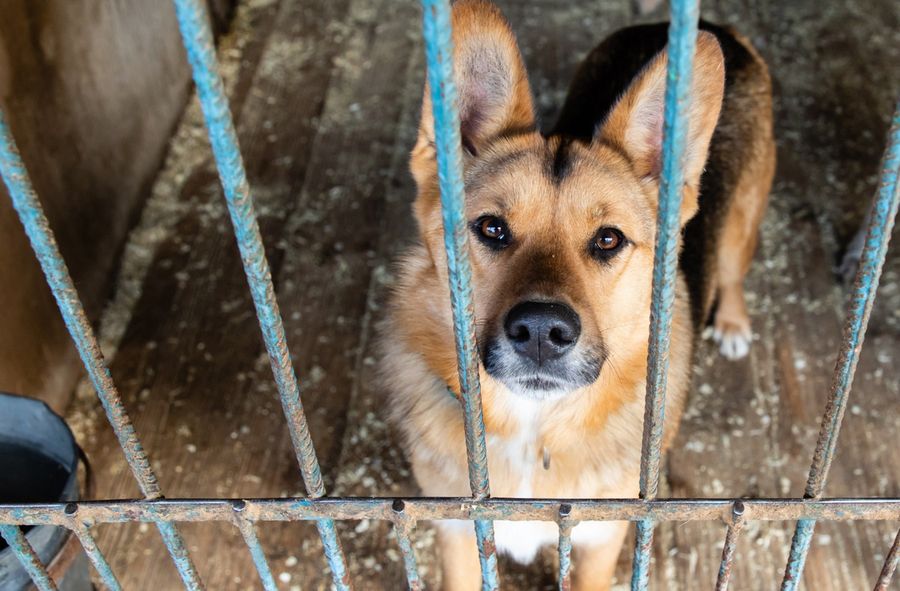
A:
[380,1,774,589]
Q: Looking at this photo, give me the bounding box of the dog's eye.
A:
[591,227,625,258]
[473,215,511,249]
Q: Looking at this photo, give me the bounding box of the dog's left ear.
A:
[596,32,725,223]
[414,0,535,164]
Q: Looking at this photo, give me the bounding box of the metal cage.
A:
[1,0,898,589]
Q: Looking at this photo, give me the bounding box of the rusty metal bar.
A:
[419,0,498,588]
[70,521,123,591]
[391,500,423,591]
[875,528,900,591]
[714,501,746,591]
[170,0,350,588]
[0,524,58,591]
[2,497,898,526]
[231,501,278,591]
[631,0,701,587]
[781,98,900,591]
[0,106,204,591]
[557,504,575,591]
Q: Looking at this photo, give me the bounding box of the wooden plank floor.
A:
[65,0,899,589]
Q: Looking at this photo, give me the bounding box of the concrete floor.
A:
[65,0,899,589]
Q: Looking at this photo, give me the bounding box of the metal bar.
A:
[231,502,278,591]
[169,0,351,588]
[781,99,900,591]
[0,107,204,590]
[557,504,575,591]
[419,0,498,588]
[875,528,900,591]
[0,524,58,591]
[3,497,898,526]
[631,0,700,587]
[391,500,423,591]
[714,501,746,591]
[419,0,491,501]
[71,521,123,591]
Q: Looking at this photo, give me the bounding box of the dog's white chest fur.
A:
[452,401,618,564]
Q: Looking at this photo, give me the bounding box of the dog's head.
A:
[410,0,724,401]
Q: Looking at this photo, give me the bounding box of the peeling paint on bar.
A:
[170,0,350,588]
[71,522,123,591]
[715,501,746,591]
[557,504,575,591]
[875,528,900,591]
[780,99,900,591]
[391,500,423,591]
[419,0,498,588]
[0,107,203,590]
[632,0,700,588]
[0,524,58,591]
[2,498,897,526]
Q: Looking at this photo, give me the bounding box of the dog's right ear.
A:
[411,0,535,185]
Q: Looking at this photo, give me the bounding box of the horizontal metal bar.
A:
[875,528,900,591]
[0,105,204,590]
[0,524,58,591]
[781,97,900,591]
[170,0,350,587]
[71,522,124,591]
[2,497,897,526]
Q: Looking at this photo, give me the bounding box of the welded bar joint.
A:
[391,500,423,591]
[557,503,575,591]
[715,501,746,591]
[232,501,278,591]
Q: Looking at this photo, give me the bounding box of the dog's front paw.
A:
[710,319,752,360]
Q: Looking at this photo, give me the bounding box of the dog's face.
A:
[409,0,724,401]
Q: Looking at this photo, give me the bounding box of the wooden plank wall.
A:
[65,0,899,589]
[0,0,234,411]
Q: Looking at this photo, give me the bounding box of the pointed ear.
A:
[596,32,725,221]
[415,0,535,160]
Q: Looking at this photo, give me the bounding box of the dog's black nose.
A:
[504,301,580,364]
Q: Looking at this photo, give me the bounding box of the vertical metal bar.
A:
[0,109,204,591]
[419,1,498,589]
[232,502,278,591]
[874,528,900,591]
[781,100,900,591]
[71,522,124,591]
[714,501,745,591]
[557,504,575,591]
[0,524,59,591]
[391,500,424,591]
[630,0,700,588]
[170,1,351,588]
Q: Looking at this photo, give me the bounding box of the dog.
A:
[380,1,774,589]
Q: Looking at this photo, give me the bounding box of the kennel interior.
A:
[0,0,898,589]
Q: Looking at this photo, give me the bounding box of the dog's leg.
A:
[437,523,482,591]
[713,137,775,361]
[571,521,629,591]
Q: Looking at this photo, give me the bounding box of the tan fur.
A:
[380,2,771,589]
